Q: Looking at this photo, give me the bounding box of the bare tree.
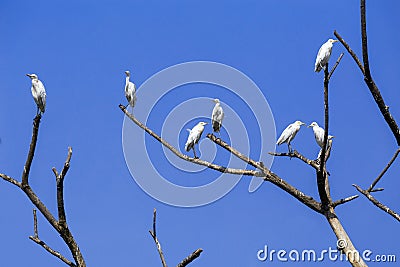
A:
[120,1,399,267]
[1,0,397,266]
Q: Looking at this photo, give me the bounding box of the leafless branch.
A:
[0,173,21,187]
[268,151,319,170]
[332,195,359,208]
[176,249,203,267]
[334,31,364,74]
[368,148,400,192]
[328,53,344,80]
[149,209,168,267]
[22,114,41,185]
[0,116,86,266]
[29,209,77,267]
[353,184,400,222]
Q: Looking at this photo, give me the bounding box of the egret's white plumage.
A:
[316,135,335,160]
[211,98,224,134]
[124,70,136,108]
[185,121,207,158]
[26,73,46,115]
[308,122,327,148]
[276,120,305,153]
[314,39,338,72]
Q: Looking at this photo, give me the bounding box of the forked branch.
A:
[149,209,203,267]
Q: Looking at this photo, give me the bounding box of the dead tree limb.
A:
[334,0,400,222]
[149,209,168,267]
[353,185,400,222]
[367,148,400,192]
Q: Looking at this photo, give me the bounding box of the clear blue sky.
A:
[1,1,399,266]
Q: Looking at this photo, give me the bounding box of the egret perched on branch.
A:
[308,122,334,148]
[314,39,338,72]
[124,70,136,108]
[185,122,208,159]
[276,120,306,153]
[26,73,46,115]
[211,98,224,135]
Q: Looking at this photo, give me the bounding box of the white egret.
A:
[185,121,208,158]
[314,39,338,72]
[124,70,136,108]
[276,120,306,153]
[26,74,46,115]
[211,98,224,135]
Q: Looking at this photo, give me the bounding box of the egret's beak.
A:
[26,74,32,77]
[329,136,335,139]
[301,122,306,126]
[333,40,339,43]
[307,124,312,128]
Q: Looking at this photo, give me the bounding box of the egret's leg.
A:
[192,147,198,159]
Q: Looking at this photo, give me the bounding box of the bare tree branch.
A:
[121,105,323,213]
[368,148,400,192]
[22,114,41,185]
[205,134,323,213]
[54,147,73,225]
[353,184,400,222]
[29,209,77,267]
[119,104,263,177]
[332,195,359,208]
[334,31,364,74]
[0,173,21,187]
[328,53,344,80]
[176,249,203,267]
[149,208,168,267]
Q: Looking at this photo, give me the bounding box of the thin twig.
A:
[22,114,41,185]
[206,134,323,213]
[371,188,384,193]
[176,249,203,267]
[332,195,359,208]
[149,209,168,267]
[368,148,400,192]
[353,184,400,222]
[120,105,263,177]
[334,1,400,145]
[268,150,319,170]
[0,173,21,187]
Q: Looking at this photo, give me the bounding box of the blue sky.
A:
[1,1,399,266]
